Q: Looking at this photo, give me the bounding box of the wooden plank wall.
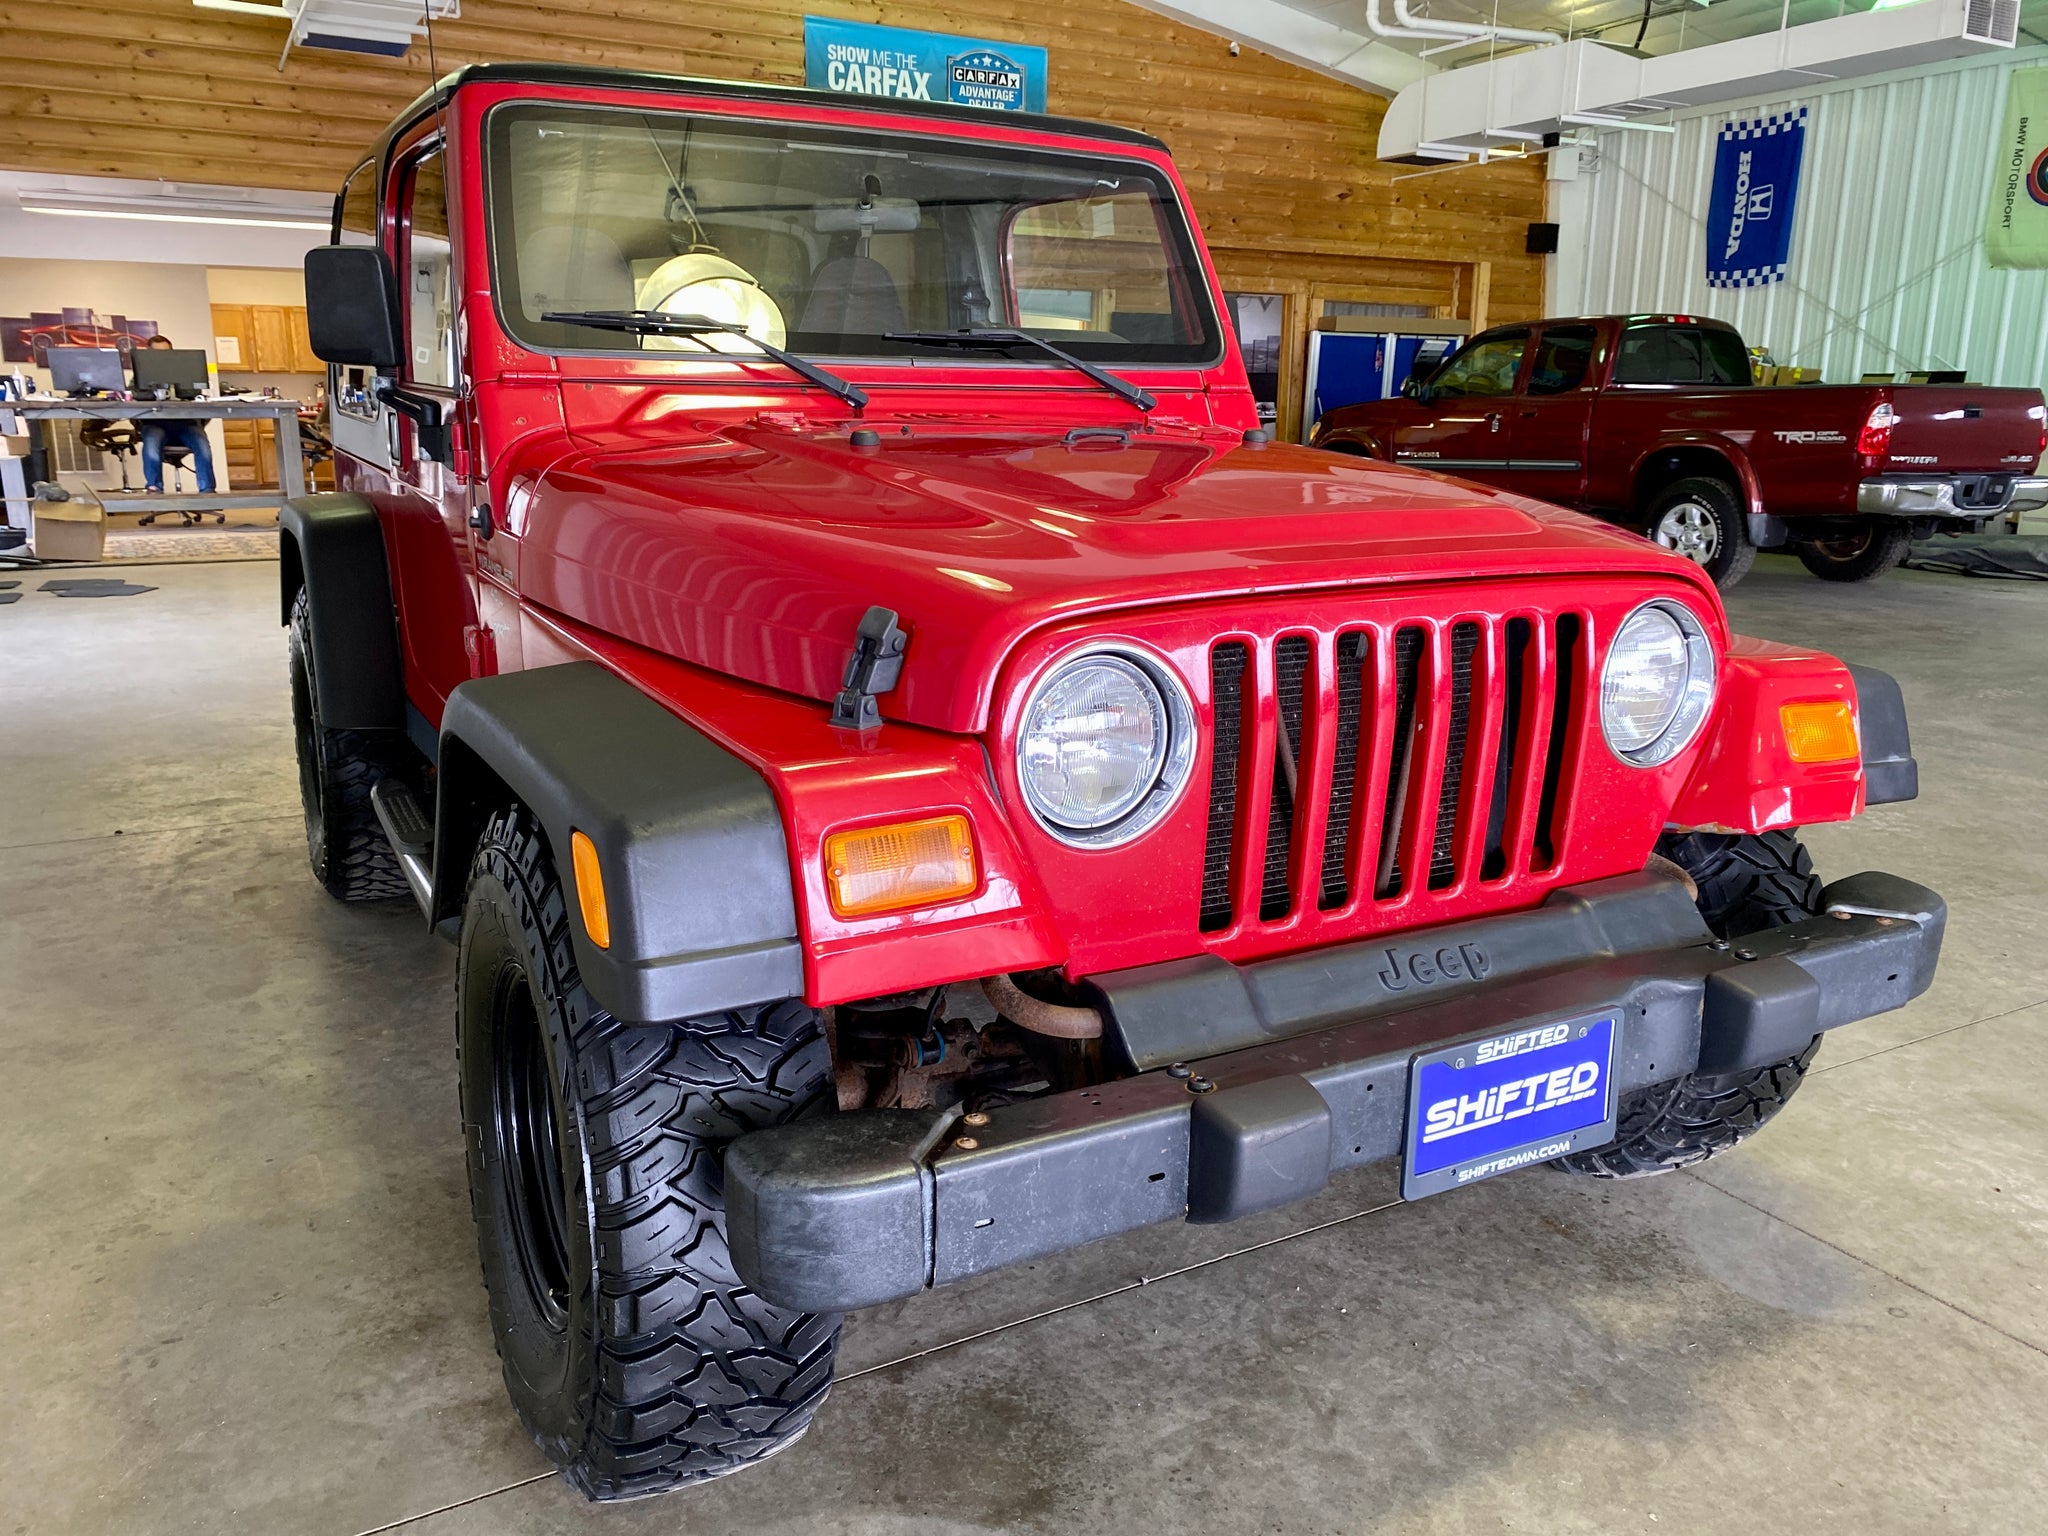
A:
[1,0,1546,428]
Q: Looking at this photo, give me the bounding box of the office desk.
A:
[3,396,308,513]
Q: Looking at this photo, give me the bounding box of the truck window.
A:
[1429,331,1528,398]
[1614,327,1698,384]
[1612,325,1750,387]
[1526,325,1596,395]
[484,103,1221,365]
[401,150,457,391]
[1697,327,1752,385]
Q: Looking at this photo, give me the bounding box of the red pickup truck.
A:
[1311,314,2048,586]
[289,70,1944,1500]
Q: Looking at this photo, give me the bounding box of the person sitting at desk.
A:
[134,335,217,495]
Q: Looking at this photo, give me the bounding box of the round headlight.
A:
[1017,649,1195,847]
[1601,600,1717,766]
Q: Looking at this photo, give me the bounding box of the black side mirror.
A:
[305,246,401,369]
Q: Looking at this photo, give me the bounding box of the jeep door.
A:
[1390,328,1530,489]
[391,136,518,700]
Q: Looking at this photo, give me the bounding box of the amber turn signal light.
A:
[824,815,978,918]
[1780,700,1860,764]
[570,829,611,949]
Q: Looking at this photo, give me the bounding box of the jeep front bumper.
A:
[726,867,1944,1314]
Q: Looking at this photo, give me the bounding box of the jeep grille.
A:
[1198,612,1585,932]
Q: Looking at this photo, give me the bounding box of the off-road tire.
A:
[457,807,840,1501]
[1796,520,1912,582]
[1555,830,1822,1178]
[1659,828,1822,936]
[287,588,408,901]
[1643,475,1755,590]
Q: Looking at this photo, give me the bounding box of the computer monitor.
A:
[130,347,211,401]
[48,347,126,397]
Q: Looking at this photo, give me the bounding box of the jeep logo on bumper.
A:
[1376,943,1492,991]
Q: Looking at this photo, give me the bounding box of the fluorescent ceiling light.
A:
[19,193,328,230]
[192,0,289,13]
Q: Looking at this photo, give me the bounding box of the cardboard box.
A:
[32,497,106,561]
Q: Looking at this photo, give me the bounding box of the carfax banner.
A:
[1705,108,1807,290]
[1986,67,2048,269]
[803,16,1048,113]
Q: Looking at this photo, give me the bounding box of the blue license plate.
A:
[1402,1014,1618,1200]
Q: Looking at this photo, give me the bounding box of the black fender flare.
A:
[1846,664,1917,806]
[278,493,404,732]
[434,662,805,1024]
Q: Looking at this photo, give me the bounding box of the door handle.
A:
[1486,412,1503,432]
[468,501,494,540]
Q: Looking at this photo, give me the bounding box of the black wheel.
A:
[287,588,408,902]
[1796,520,1912,582]
[1643,476,1755,589]
[458,807,841,1501]
[1555,830,1822,1179]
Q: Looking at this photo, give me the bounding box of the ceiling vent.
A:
[1965,0,2022,45]
[1379,0,2017,163]
[192,0,459,61]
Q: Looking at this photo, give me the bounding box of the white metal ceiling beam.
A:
[1376,0,2020,160]
[1121,0,1436,97]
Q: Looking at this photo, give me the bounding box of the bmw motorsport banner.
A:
[1987,67,2048,269]
[1705,109,1806,290]
[804,16,1048,113]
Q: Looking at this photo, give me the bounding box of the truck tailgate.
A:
[1886,386,2045,473]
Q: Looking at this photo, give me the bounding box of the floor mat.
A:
[39,577,157,598]
[99,529,280,565]
[1903,534,2048,579]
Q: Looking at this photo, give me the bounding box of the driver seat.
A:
[797,256,906,337]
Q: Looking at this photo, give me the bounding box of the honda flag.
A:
[1705,109,1806,290]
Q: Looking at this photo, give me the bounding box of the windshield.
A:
[485,101,1222,365]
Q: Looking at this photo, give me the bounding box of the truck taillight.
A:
[1857,401,1897,460]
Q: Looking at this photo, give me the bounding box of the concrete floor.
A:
[2,555,2044,1535]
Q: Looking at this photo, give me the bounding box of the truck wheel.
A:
[1554,830,1821,1179]
[1796,521,1912,582]
[1644,477,1755,589]
[287,588,408,902]
[457,807,840,1500]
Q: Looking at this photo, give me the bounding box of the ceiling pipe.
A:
[1362,0,1484,42]
[1392,0,1563,47]
[1364,0,1561,47]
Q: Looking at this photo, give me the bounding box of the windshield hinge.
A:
[831,606,910,729]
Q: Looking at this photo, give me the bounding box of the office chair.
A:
[137,446,220,527]
[79,420,142,490]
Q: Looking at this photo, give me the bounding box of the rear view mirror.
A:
[813,198,922,234]
[305,245,401,370]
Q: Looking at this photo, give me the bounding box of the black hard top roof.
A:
[366,61,1167,168]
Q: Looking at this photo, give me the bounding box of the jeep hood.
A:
[518,424,1697,734]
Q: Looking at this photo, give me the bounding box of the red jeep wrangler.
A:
[287,64,1945,1501]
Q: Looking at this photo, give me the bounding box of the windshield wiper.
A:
[540,310,868,410]
[885,328,1156,412]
